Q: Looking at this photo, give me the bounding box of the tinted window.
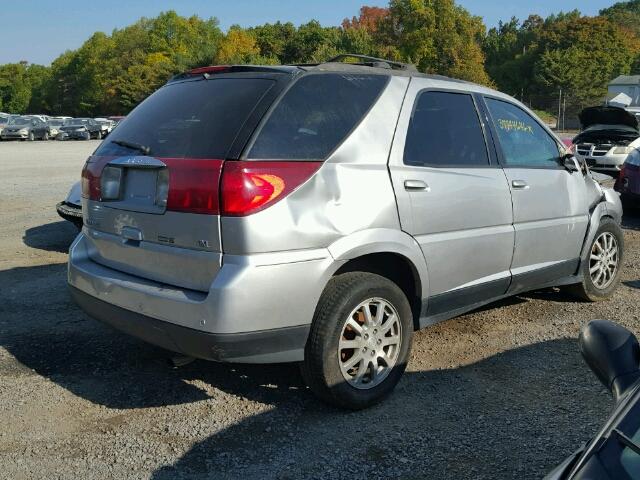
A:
[248,73,388,160]
[96,78,274,159]
[403,91,488,167]
[486,98,560,167]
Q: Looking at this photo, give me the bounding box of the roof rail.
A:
[324,54,417,72]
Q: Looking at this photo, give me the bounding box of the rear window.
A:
[247,73,389,160]
[95,78,274,159]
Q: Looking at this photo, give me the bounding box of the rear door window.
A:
[95,78,275,159]
[485,98,560,168]
[247,73,389,160]
[403,91,489,167]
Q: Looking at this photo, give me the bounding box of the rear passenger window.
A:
[248,74,389,160]
[485,98,560,167]
[403,91,489,167]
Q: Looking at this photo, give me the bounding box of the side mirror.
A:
[561,153,580,172]
[579,320,640,400]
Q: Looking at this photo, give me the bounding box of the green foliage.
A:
[484,9,636,114]
[601,0,640,36]
[0,62,50,113]
[5,2,640,117]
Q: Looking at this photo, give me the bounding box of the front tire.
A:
[27,131,34,141]
[301,272,413,410]
[567,217,624,301]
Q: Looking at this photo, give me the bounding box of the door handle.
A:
[404,180,430,192]
[511,180,530,190]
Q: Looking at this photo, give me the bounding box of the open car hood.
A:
[579,106,638,131]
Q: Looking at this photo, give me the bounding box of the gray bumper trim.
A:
[69,286,309,363]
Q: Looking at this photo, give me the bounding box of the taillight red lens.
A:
[81,156,112,200]
[163,158,224,215]
[221,161,322,216]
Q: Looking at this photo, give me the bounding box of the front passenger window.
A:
[485,98,560,168]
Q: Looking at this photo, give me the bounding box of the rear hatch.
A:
[81,71,289,291]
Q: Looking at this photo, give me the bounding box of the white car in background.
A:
[56,182,82,229]
[94,118,115,137]
[573,105,640,173]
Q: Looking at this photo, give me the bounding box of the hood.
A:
[60,124,86,131]
[579,106,638,131]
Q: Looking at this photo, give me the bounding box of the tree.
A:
[0,63,32,113]
[216,27,263,64]
[534,16,633,110]
[342,6,389,32]
[378,0,491,84]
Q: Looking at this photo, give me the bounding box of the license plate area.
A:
[102,157,169,214]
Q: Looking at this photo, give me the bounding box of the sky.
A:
[0,0,619,65]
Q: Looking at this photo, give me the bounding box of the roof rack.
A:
[324,54,417,72]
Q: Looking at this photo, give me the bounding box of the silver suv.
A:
[68,56,624,409]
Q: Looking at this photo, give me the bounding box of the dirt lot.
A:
[0,140,639,480]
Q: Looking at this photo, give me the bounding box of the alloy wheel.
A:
[338,297,402,390]
[589,232,619,290]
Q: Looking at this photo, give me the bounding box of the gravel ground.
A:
[0,140,639,480]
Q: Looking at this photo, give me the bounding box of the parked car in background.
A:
[546,320,640,479]
[0,113,10,136]
[94,118,115,137]
[615,149,640,208]
[573,106,640,173]
[1,115,51,141]
[68,56,624,409]
[561,137,574,150]
[46,118,67,139]
[56,181,82,229]
[58,118,103,140]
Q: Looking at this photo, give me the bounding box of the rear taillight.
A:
[81,156,112,200]
[220,161,322,216]
[163,158,224,215]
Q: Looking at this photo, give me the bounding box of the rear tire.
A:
[301,272,413,410]
[566,217,624,302]
[27,131,34,141]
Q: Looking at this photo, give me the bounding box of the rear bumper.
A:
[68,232,338,363]
[69,285,309,363]
[1,133,27,140]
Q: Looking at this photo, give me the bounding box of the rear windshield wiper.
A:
[111,139,151,156]
[612,429,640,456]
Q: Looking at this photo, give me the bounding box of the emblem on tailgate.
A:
[197,240,210,248]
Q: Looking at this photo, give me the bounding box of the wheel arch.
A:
[327,229,429,330]
[580,199,622,264]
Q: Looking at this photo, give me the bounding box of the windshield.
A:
[49,120,64,126]
[572,390,640,479]
[66,119,89,126]
[95,77,275,159]
[0,116,8,123]
[618,400,640,479]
